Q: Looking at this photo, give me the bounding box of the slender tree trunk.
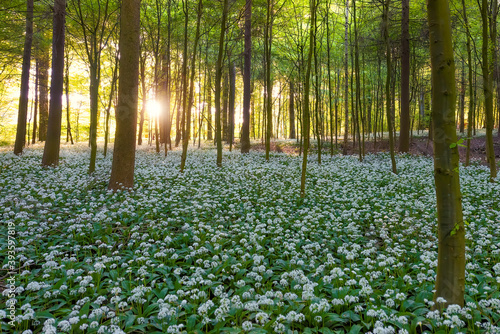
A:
[207,73,212,141]
[326,1,333,155]
[32,61,38,144]
[181,0,202,172]
[108,0,141,190]
[383,0,397,174]
[88,54,100,174]
[480,0,497,180]
[229,59,235,151]
[241,0,252,153]
[14,0,34,155]
[399,0,410,152]
[427,0,465,308]
[38,53,49,142]
[289,81,296,139]
[215,0,229,167]
[300,0,316,198]
[265,0,274,161]
[65,51,74,144]
[138,55,146,145]
[343,0,349,155]
[354,0,362,161]
[42,0,66,166]
[459,61,465,133]
[104,55,118,156]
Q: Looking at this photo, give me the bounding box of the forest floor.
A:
[0,146,499,333]
[251,132,500,165]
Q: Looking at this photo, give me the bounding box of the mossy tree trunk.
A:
[427,0,466,308]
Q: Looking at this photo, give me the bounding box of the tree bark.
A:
[399,0,410,152]
[108,0,141,190]
[215,0,229,167]
[427,0,465,308]
[14,0,34,155]
[480,0,497,181]
[265,0,274,161]
[383,0,397,174]
[300,0,316,198]
[229,60,235,151]
[342,0,349,155]
[42,0,66,166]
[289,81,296,139]
[181,0,203,172]
[241,0,252,153]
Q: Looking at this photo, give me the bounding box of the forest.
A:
[0,0,500,333]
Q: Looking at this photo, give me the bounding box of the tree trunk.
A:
[326,1,333,155]
[399,0,410,152]
[138,55,146,146]
[108,0,141,190]
[289,81,296,139]
[459,61,465,133]
[65,51,74,144]
[427,0,465,308]
[14,0,34,155]
[42,0,65,166]
[88,62,100,174]
[342,0,349,155]
[241,0,252,153]
[229,59,235,151]
[480,0,497,181]
[207,73,213,141]
[32,61,38,144]
[181,0,202,172]
[354,0,362,161]
[265,0,274,161]
[300,0,316,198]
[383,0,397,174]
[215,0,229,167]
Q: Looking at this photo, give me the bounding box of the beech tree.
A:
[241,0,252,154]
[300,0,316,198]
[108,0,141,190]
[427,0,465,308]
[42,0,66,166]
[13,0,34,155]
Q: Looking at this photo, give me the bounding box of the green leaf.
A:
[348,324,363,334]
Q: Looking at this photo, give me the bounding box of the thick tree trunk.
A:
[108,0,141,190]
[427,0,465,308]
[14,0,34,155]
[241,0,252,153]
[42,0,66,166]
[215,0,229,167]
[399,0,410,152]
